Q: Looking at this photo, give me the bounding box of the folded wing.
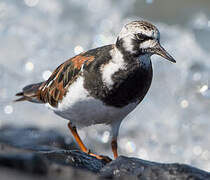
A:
[15,54,95,107]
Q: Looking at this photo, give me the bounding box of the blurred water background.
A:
[0,0,210,171]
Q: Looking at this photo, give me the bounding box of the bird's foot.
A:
[87,150,112,163]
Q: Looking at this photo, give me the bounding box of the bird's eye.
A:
[135,33,153,42]
[135,34,145,41]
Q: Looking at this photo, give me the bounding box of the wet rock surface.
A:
[41,150,107,173]
[0,126,209,180]
[100,156,210,180]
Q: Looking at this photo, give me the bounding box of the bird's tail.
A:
[15,82,44,103]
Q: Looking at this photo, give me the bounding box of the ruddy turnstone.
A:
[15,20,176,161]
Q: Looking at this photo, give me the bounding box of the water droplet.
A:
[4,105,13,114]
[101,131,110,143]
[125,141,136,153]
[74,45,84,55]
[180,99,189,108]
[42,70,52,80]
[25,61,34,71]
[199,85,208,93]
[24,0,39,7]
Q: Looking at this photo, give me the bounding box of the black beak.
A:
[153,43,176,63]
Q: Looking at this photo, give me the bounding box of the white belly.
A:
[49,76,137,128]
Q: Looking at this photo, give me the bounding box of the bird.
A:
[15,20,176,162]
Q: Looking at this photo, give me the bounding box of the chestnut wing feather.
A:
[38,55,95,107]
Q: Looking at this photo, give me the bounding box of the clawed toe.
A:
[96,155,112,163]
[88,151,112,163]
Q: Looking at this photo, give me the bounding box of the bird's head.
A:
[116,20,176,63]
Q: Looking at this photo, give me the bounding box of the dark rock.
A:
[0,126,210,180]
[0,163,100,180]
[40,150,107,173]
[100,156,210,180]
[0,143,100,179]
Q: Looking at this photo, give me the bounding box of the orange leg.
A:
[67,122,112,162]
[68,122,88,153]
[111,138,118,159]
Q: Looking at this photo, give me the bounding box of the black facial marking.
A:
[135,33,153,43]
[116,32,154,58]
